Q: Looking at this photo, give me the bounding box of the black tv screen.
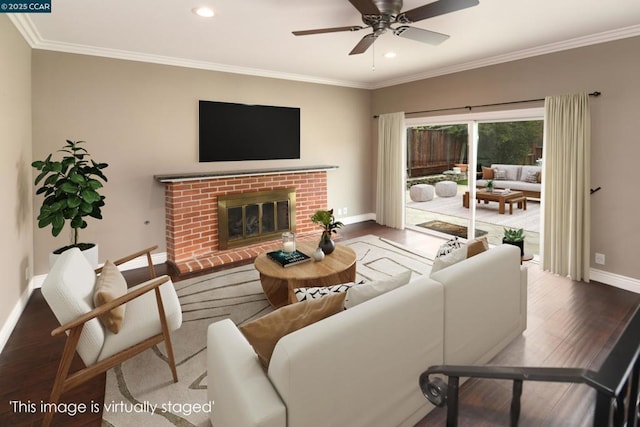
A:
[199,100,300,162]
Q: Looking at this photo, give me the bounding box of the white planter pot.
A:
[49,243,99,270]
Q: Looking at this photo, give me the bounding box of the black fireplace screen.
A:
[218,189,295,250]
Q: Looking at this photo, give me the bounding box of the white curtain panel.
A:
[376,112,406,229]
[542,93,591,282]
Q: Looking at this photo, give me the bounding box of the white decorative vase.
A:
[312,247,325,262]
[49,243,99,269]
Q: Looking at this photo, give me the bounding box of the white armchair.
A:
[40,246,182,427]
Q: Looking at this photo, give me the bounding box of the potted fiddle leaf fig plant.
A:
[311,209,344,255]
[503,227,525,256]
[32,140,108,267]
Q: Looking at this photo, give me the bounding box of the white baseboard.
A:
[0,251,168,355]
[590,268,640,294]
[0,277,38,355]
[340,213,376,225]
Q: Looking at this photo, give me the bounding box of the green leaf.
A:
[32,160,44,169]
[80,202,93,214]
[60,182,79,194]
[69,173,86,184]
[86,179,103,190]
[66,195,82,208]
[81,189,100,203]
[51,214,65,236]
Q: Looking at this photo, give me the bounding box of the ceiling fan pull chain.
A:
[372,41,376,71]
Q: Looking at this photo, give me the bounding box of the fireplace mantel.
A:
[155,165,338,183]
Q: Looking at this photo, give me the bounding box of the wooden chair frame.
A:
[42,246,179,427]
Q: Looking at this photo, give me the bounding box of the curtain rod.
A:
[373,91,601,118]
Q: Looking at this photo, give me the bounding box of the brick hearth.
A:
[157,168,332,274]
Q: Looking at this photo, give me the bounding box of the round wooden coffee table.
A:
[254,241,357,308]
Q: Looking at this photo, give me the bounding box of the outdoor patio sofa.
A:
[476,164,541,199]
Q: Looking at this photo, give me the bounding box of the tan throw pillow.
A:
[482,166,494,179]
[240,292,346,368]
[93,260,127,334]
[466,236,489,258]
[343,270,412,309]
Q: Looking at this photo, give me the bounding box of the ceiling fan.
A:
[293,0,479,55]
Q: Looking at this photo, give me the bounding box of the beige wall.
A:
[0,17,32,333]
[31,51,372,274]
[373,36,640,280]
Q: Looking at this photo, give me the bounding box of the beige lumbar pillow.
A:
[93,260,127,334]
[343,269,412,309]
[240,292,346,368]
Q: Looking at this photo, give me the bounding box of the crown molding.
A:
[371,24,640,89]
[8,14,640,91]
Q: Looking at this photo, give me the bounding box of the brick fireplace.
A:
[155,166,336,275]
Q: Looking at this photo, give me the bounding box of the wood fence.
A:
[407,128,467,178]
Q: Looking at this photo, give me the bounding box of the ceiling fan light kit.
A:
[292,0,479,55]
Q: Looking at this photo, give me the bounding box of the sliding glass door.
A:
[405,108,544,256]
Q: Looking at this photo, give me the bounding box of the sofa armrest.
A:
[431,244,527,366]
[207,319,286,427]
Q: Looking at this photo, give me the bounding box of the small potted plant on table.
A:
[311,209,344,255]
[503,227,525,257]
[486,180,494,192]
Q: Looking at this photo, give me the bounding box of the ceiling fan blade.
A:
[394,26,449,45]
[348,0,381,15]
[349,33,378,55]
[398,0,479,23]
[293,26,364,36]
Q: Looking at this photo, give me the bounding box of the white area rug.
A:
[102,235,433,426]
[407,192,541,233]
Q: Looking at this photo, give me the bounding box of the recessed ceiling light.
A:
[193,7,215,18]
[384,52,397,59]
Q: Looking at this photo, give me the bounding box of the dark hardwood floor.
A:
[1,221,638,426]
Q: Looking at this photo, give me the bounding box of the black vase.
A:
[502,238,524,257]
[319,233,335,255]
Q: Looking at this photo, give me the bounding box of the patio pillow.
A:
[525,171,539,183]
[493,169,507,180]
[482,166,494,179]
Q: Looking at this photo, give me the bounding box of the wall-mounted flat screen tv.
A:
[199,100,300,162]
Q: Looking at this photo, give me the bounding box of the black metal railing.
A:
[419,304,640,426]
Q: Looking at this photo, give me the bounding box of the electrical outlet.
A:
[337,208,343,217]
[343,207,348,215]
[595,253,605,265]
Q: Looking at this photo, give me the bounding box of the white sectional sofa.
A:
[476,164,542,199]
[206,245,527,427]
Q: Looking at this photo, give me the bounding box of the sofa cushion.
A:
[494,164,521,181]
[431,236,489,276]
[493,169,507,180]
[520,165,542,182]
[482,166,494,179]
[436,237,462,257]
[466,236,489,258]
[240,293,346,368]
[93,260,127,334]
[294,282,356,302]
[344,270,412,309]
[431,246,467,275]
